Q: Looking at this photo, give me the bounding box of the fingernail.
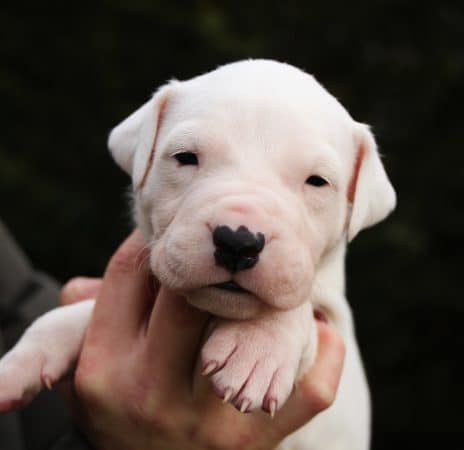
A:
[240,398,251,413]
[223,387,233,403]
[202,361,217,376]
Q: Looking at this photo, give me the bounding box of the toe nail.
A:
[223,387,234,403]
[202,361,217,376]
[269,399,277,418]
[42,375,53,390]
[240,398,251,413]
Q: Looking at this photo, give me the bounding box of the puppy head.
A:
[108,60,395,319]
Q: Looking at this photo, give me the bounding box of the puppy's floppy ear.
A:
[347,123,396,241]
[108,83,173,188]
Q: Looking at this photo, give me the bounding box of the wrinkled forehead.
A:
[158,65,356,164]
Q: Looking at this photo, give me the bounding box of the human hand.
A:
[62,231,345,450]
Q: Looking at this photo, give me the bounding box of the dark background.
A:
[1,0,462,446]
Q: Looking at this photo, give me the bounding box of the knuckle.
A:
[74,366,93,398]
[125,395,171,437]
[74,374,93,406]
[129,408,169,436]
[122,380,170,432]
[74,364,106,407]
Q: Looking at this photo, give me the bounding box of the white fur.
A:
[0,60,395,449]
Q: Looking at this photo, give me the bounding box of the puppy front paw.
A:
[201,303,315,416]
[0,300,94,413]
[0,346,54,412]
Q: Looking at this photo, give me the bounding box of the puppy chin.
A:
[186,287,267,320]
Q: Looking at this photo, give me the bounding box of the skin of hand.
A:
[60,231,345,450]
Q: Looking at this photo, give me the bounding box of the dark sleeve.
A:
[48,431,93,450]
[0,221,93,450]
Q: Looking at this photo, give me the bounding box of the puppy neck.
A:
[310,238,355,336]
[315,237,347,296]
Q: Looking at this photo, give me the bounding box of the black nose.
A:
[213,225,265,273]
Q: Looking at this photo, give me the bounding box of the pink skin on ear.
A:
[136,94,170,190]
[347,146,365,204]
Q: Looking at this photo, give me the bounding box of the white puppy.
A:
[0,60,395,450]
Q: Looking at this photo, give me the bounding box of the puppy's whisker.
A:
[135,252,149,273]
[135,239,155,273]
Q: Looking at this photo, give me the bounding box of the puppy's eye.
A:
[173,152,198,166]
[306,175,329,187]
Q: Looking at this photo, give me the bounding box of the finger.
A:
[273,322,345,435]
[60,277,102,306]
[88,230,157,347]
[144,287,209,388]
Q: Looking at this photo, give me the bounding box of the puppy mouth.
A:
[211,280,250,294]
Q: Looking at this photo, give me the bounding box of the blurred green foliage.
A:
[1,0,463,442]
